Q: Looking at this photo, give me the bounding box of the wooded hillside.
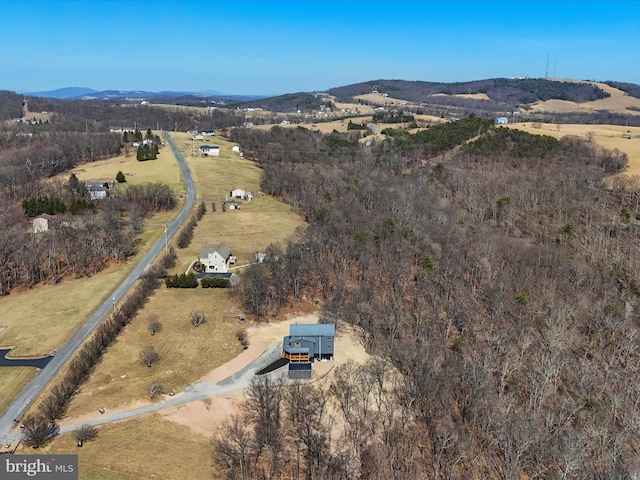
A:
[220,120,640,478]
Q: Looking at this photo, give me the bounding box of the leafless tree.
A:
[148,315,162,335]
[139,344,160,367]
[21,415,59,448]
[147,381,163,399]
[73,424,98,446]
[213,414,255,480]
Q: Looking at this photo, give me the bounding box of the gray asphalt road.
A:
[0,132,195,443]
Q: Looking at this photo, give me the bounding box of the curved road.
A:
[0,132,195,442]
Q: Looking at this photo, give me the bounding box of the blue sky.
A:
[1,0,638,95]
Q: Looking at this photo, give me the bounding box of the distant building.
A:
[495,117,509,124]
[202,130,216,136]
[230,188,245,199]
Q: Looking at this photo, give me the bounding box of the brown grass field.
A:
[0,368,37,413]
[506,123,640,176]
[8,88,640,477]
[42,414,213,480]
[24,132,304,419]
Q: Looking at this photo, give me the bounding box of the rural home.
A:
[232,145,240,153]
[199,243,235,273]
[85,181,109,200]
[192,134,204,140]
[202,130,215,136]
[495,116,509,124]
[283,324,336,379]
[230,188,245,199]
[199,145,220,156]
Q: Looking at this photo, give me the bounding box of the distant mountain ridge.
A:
[24,87,265,102]
[328,78,613,108]
[25,87,98,99]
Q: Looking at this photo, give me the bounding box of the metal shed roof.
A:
[289,324,335,337]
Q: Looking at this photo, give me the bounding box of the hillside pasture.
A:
[528,81,640,116]
[70,135,184,192]
[506,122,640,176]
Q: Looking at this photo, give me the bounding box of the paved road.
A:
[0,132,195,443]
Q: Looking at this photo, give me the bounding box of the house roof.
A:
[289,324,335,337]
[200,242,232,259]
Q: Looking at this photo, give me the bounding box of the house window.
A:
[294,342,301,348]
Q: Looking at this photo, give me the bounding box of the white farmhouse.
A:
[199,145,220,156]
[199,243,234,273]
[230,188,245,199]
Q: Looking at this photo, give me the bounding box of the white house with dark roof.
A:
[199,243,234,273]
[199,145,220,156]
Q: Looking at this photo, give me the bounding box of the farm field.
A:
[506,122,640,176]
[42,414,213,480]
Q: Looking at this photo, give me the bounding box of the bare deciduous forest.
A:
[216,120,640,478]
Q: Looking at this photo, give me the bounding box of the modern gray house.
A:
[282,324,335,379]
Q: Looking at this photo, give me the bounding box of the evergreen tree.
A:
[116,171,126,183]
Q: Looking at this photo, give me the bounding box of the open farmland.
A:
[506,122,640,176]
[33,132,305,419]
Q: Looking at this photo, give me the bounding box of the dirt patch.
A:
[161,313,371,437]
